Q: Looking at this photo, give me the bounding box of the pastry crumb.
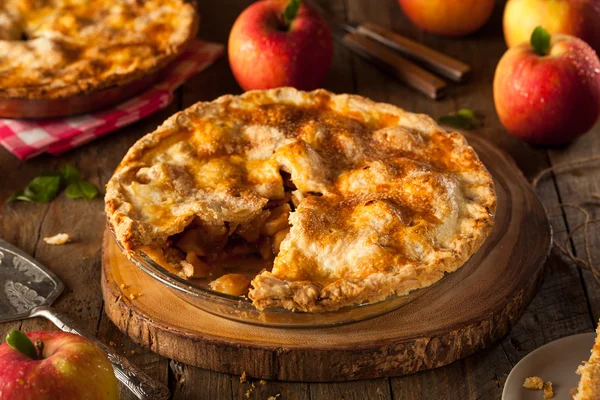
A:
[523,376,544,390]
[130,350,135,355]
[129,293,136,300]
[240,371,247,383]
[109,341,116,346]
[120,283,127,289]
[259,380,266,385]
[543,381,553,399]
[244,388,252,398]
[267,395,281,400]
[43,233,70,245]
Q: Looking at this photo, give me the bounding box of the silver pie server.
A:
[0,238,170,400]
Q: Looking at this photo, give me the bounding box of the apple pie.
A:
[0,0,198,100]
[105,88,496,312]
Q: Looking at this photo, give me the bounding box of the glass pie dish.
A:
[109,230,428,328]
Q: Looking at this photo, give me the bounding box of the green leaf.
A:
[60,164,81,184]
[21,176,61,203]
[438,109,482,130]
[9,165,96,204]
[531,26,551,56]
[65,180,98,200]
[283,0,301,26]
[65,182,84,199]
[456,109,475,120]
[6,330,38,359]
[7,190,30,203]
[78,180,98,200]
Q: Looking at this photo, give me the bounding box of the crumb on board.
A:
[109,341,116,346]
[129,293,137,300]
[267,395,281,400]
[523,376,544,390]
[43,233,70,245]
[240,371,247,383]
[130,350,135,355]
[543,381,553,399]
[120,283,127,290]
[259,380,266,385]
[251,382,255,389]
[244,388,252,398]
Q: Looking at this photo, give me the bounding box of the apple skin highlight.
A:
[0,331,119,400]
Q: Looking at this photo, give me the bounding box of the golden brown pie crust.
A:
[105,88,496,312]
[0,0,199,100]
[573,322,600,400]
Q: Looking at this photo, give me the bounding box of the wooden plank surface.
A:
[0,0,599,399]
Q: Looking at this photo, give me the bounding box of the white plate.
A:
[503,332,596,399]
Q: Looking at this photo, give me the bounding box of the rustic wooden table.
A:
[1,0,598,399]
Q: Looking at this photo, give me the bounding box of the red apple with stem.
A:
[494,26,600,145]
[0,330,119,400]
[228,0,333,91]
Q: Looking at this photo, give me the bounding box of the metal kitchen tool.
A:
[0,238,170,400]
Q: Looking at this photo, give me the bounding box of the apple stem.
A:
[35,340,44,359]
[531,26,551,56]
[6,330,38,360]
[282,0,302,29]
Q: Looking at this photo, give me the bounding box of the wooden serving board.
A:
[101,134,552,382]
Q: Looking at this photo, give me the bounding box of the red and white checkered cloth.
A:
[0,40,224,160]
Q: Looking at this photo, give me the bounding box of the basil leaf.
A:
[283,0,301,26]
[439,115,471,129]
[9,165,96,203]
[61,164,81,184]
[65,182,84,199]
[8,190,31,203]
[531,26,551,56]
[22,176,61,203]
[457,109,475,120]
[13,195,33,202]
[65,180,98,200]
[438,109,482,130]
[78,180,98,200]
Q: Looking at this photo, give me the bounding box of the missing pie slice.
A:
[105,88,496,312]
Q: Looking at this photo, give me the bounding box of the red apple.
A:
[0,330,119,400]
[397,0,495,37]
[494,28,600,145]
[228,0,333,91]
[504,0,600,54]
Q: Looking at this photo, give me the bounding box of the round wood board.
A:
[101,133,551,382]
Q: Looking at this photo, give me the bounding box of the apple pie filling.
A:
[143,171,305,297]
